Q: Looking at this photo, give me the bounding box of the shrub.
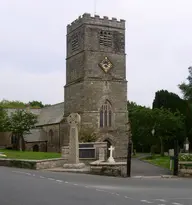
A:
[79,127,97,142]
[179,154,192,161]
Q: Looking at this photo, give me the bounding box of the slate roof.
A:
[4,103,64,142]
[36,102,64,126]
[23,128,47,142]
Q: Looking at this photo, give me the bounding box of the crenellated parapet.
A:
[67,13,125,33]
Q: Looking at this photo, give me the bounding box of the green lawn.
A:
[0,149,61,160]
[143,155,171,170]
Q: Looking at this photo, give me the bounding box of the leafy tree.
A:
[128,101,185,155]
[152,108,185,156]
[0,100,26,108]
[0,107,9,132]
[128,102,156,152]
[152,90,186,113]
[179,66,192,101]
[8,110,38,151]
[0,99,49,109]
[153,89,192,146]
[28,101,44,108]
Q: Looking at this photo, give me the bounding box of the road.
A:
[0,167,192,205]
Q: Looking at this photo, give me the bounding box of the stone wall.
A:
[90,161,127,177]
[179,161,192,177]
[25,142,47,152]
[0,158,66,170]
[41,124,60,152]
[0,132,12,148]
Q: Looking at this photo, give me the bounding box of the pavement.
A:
[47,158,172,178]
[131,158,172,177]
[0,166,192,205]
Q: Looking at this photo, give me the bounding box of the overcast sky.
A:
[0,0,192,107]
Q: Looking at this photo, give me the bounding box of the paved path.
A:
[0,167,191,205]
[131,158,171,176]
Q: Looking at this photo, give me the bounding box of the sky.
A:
[0,0,192,107]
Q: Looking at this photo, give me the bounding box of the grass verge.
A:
[143,155,171,170]
[0,149,61,160]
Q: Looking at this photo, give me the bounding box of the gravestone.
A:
[169,149,174,157]
[107,146,115,163]
[67,113,81,164]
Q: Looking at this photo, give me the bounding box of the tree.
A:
[152,90,186,114]
[28,101,44,108]
[128,102,157,152]
[153,89,192,147]
[8,110,38,150]
[0,107,9,132]
[128,101,185,155]
[179,66,192,101]
[0,99,49,108]
[152,108,185,156]
[0,100,26,108]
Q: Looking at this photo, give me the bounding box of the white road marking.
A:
[124,196,134,199]
[56,180,63,183]
[48,178,54,181]
[12,171,26,174]
[32,174,36,177]
[65,181,69,184]
[155,199,167,202]
[140,200,153,203]
[116,193,120,196]
[26,173,31,176]
[85,186,90,188]
[172,203,183,205]
[73,184,78,186]
[40,176,45,179]
[158,204,166,205]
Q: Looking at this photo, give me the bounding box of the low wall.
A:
[90,161,127,177]
[179,161,192,177]
[0,158,66,170]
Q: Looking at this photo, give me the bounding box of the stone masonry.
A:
[63,13,129,159]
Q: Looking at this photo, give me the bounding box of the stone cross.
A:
[67,113,81,164]
[107,145,115,163]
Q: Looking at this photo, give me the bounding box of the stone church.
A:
[1,13,129,159]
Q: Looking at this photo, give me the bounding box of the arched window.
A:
[11,135,17,144]
[100,101,112,128]
[33,144,39,152]
[49,129,54,143]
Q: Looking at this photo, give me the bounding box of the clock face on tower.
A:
[99,57,113,73]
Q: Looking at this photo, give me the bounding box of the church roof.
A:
[36,102,64,126]
[23,128,47,142]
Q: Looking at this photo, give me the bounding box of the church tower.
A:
[64,13,128,159]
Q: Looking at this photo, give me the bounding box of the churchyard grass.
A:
[0,149,61,160]
[143,155,170,169]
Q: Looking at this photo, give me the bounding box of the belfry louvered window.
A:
[99,31,112,47]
